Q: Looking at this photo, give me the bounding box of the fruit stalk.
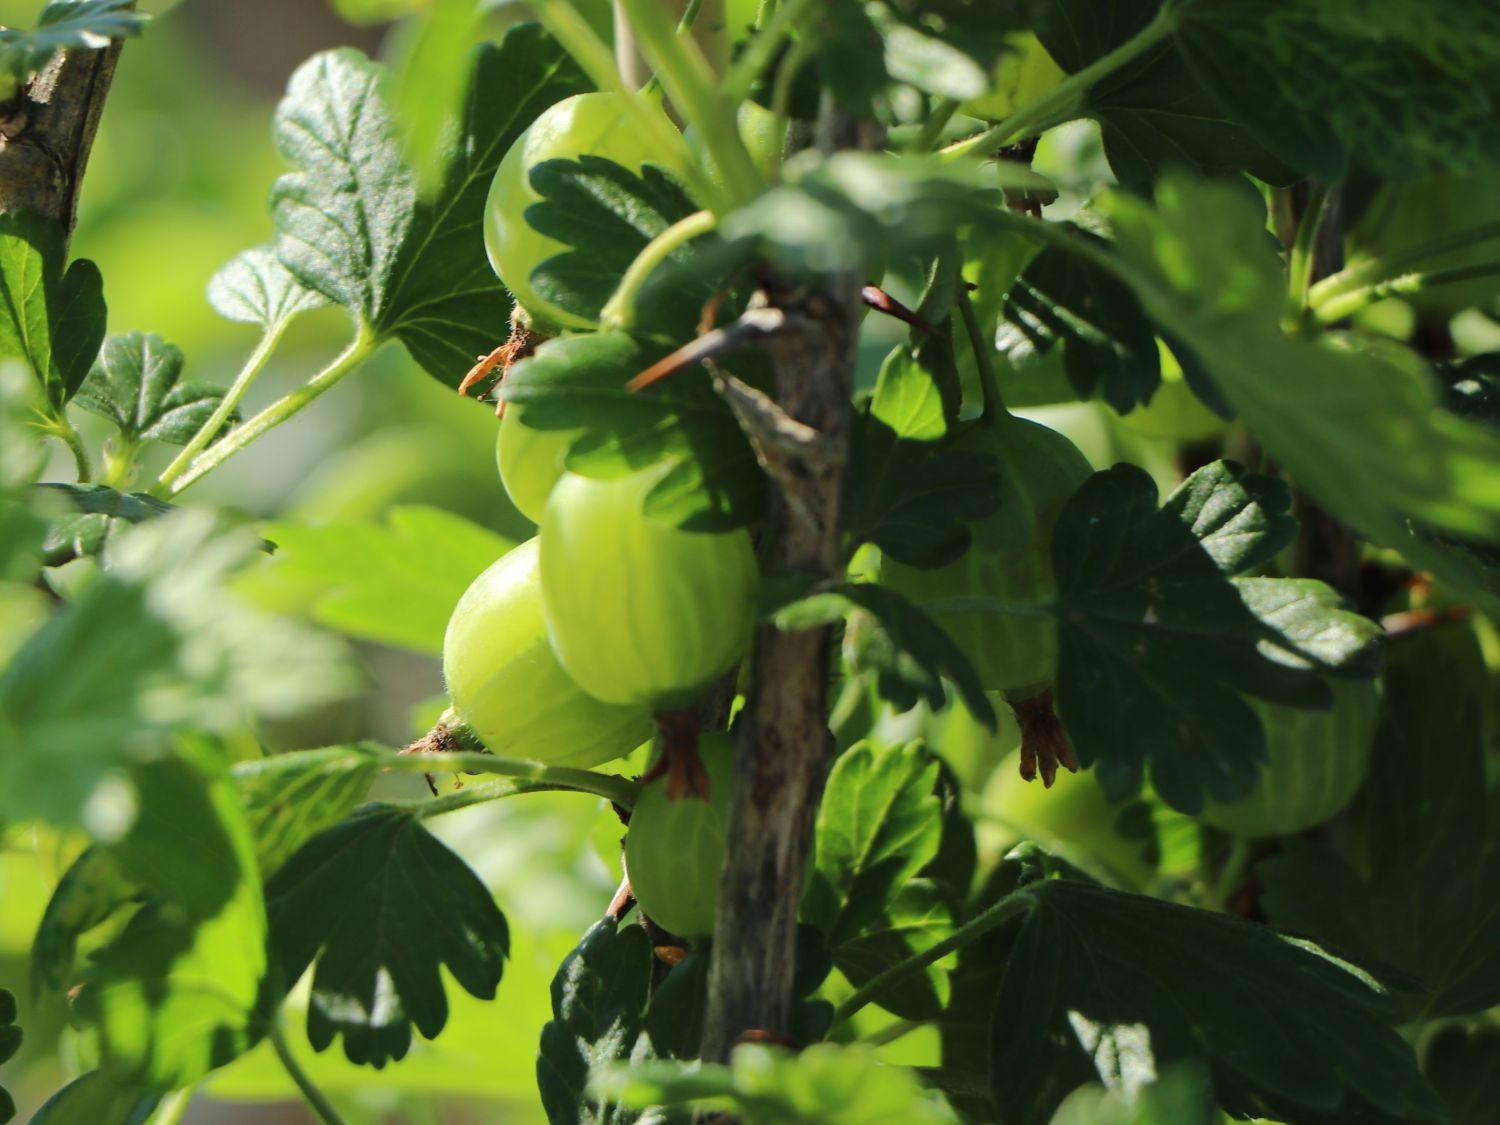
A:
[699,275,862,1060]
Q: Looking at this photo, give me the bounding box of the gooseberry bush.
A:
[3,0,1500,1122]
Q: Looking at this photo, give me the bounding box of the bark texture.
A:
[0,33,125,241]
[699,277,861,1060]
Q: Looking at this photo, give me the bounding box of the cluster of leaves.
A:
[0,1,146,90]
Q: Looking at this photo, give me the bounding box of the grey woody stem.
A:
[0,13,129,242]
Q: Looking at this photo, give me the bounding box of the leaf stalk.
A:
[830,887,1036,1030]
[942,7,1176,161]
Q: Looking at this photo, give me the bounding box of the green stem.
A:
[386,751,642,810]
[600,208,717,329]
[619,0,762,205]
[42,413,92,482]
[957,287,1004,423]
[725,0,818,102]
[270,1021,347,1125]
[831,888,1035,1030]
[1209,835,1253,912]
[1312,260,1500,324]
[148,1087,195,1125]
[1309,219,1500,306]
[153,320,287,496]
[1282,181,1332,331]
[164,327,375,496]
[909,97,961,154]
[766,30,811,181]
[942,7,1176,161]
[919,594,1054,621]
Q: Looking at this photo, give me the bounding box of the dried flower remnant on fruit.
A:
[1013,688,1077,787]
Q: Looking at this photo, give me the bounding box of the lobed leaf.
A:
[270,48,415,323]
[1051,461,1380,812]
[74,332,230,446]
[536,918,652,1125]
[0,0,147,84]
[379,26,590,385]
[265,805,509,1067]
[525,157,704,335]
[207,245,330,329]
[231,745,382,878]
[989,880,1444,1124]
[1106,177,1500,606]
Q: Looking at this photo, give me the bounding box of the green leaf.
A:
[207,245,330,329]
[73,332,230,446]
[501,331,765,531]
[379,27,590,386]
[870,335,958,443]
[271,49,415,324]
[525,157,703,334]
[1106,177,1500,604]
[1052,461,1380,812]
[265,804,510,1067]
[806,740,943,939]
[0,511,355,828]
[721,152,1038,277]
[536,917,653,1125]
[32,847,137,993]
[1174,0,1500,179]
[28,1071,156,1125]
[0,211,106,412]
[0,0,147,83]
[260,505,516,654]
[834,879,953,1021]
[998,239,1160,414]
[848,412,1001,568]
[1047,1057,1222,1125]
[770,581,995,728]
[0,988,16,1122]
[35,482,177,566]
[231,745,382,878]
[1424,1024,1500,1125]
[989,880,1444,1125]
[78,747,270,1089]
[1034,0,1291,192]
[876,9,987,100]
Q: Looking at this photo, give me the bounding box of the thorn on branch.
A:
[861,284,940,336]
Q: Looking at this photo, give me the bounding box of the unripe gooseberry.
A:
[883,413,1092,699]
[539,465,758,709]
[442,539,653,767]
[1201,679,1381,838]
[625,733,733,940]
[495,405,576,525]
[484,92,690,331]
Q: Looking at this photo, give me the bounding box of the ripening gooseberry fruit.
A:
[484,92,690,331]
[884,413,1091,698]
[625,733,733,940]
[1201,679,1381,838]
[539,464,758,709]
[442,539,653,767]
[883,413,1092,784]
[983,754,1158,891]
[495,405,575,525]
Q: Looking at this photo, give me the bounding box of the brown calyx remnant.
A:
[457,309,546,414]
[644,708,711,802]
[1012,688,1078,787]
